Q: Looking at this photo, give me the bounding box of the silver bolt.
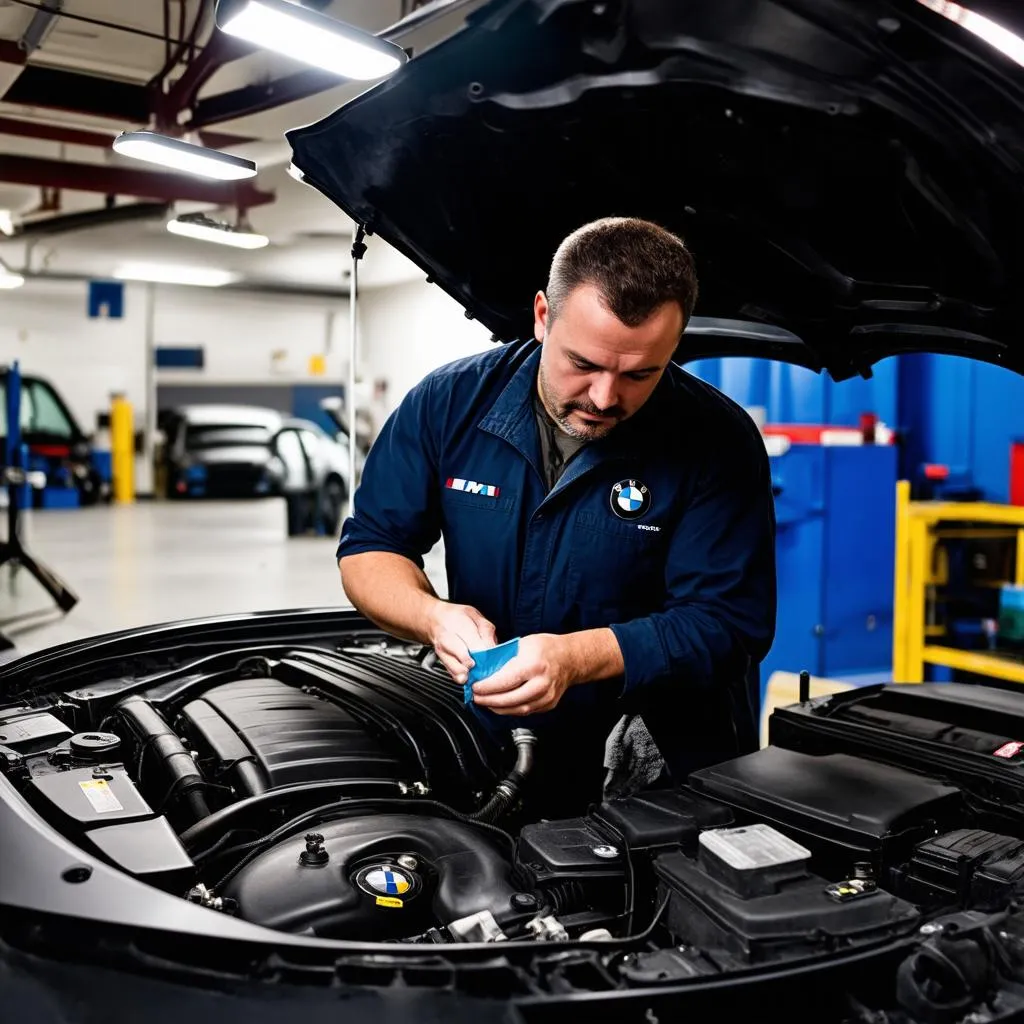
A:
[920,923,943,935]
[592,845,619,859]
[397,855,418,871]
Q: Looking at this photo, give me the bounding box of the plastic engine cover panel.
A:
[177,678,407,789]
[688,748,962,870]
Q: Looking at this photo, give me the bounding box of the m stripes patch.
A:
[446,478,500,497]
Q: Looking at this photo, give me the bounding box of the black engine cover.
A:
[176,678,407,792]
[223,814,521,940]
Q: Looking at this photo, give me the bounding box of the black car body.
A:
[5,0,1024,1020]
[162,404,353,532]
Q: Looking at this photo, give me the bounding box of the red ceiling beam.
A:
[0,40,27,66]
[0,116,114,148]
[0,116,254,150]
[0,154,275,209]
[190,67,342,128]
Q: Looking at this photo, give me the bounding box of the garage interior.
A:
[4,0,1024,1016]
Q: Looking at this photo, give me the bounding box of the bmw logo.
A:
[610,479,651,520]
[355,863,419,899]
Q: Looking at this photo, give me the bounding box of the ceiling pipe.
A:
[11,202,170,238]
[154,31,252,130]
[0,154,274,208]
[148,0,213,92]
[19,0,64,56]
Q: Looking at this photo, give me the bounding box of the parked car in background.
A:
[0,366,107,506]
[161,404,352,534]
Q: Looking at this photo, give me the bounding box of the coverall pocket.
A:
[567,509,665,610]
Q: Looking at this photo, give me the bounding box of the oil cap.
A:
[299,833,330,867]
[69,732,122,762]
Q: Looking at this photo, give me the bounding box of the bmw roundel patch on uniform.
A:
[610,479,651,520]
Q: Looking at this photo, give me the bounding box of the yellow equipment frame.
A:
[893,480,1024,684]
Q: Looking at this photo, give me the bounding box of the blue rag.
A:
[464,638,520,704]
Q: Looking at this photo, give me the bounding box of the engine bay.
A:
[5,623,1024,1019]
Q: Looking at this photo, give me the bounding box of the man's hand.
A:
[471,633,580,715]
[472,629,625,716]
[427,602,498,685]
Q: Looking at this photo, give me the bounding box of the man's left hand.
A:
[470,633,579,716]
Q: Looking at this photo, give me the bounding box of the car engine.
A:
[5,626,1024,1019]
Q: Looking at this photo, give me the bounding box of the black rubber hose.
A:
[114,695,209,823]
[468,728,536,824]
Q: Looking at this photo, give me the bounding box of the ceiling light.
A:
[0,268,24,289]
[215,0,408,80]
[113,263,237,288]
[916,0,1024,68]
[167,214,269,249]
[0,210,14,236]
[112,131,257,181]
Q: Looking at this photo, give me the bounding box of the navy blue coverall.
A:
[337,340,777,815]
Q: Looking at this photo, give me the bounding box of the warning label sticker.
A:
[79,779,124,813]
[375,896,403,909]
[699,823,811,870]
[993,741,1024,759]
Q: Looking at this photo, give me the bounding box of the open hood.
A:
[287,0,1024,380]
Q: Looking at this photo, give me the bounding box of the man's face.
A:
[534,282,683,440]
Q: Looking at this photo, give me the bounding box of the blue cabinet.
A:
[762,444,897,698]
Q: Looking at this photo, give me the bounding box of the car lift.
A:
[0,361,78,635]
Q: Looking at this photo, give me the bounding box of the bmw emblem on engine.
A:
[610,479,651,520]
[356,863,418,899]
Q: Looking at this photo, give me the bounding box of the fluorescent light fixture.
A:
[113,262,238,287]
[216,0,408,80]
[167,214,269,249]
[112,131,257,181]
[916,0,1024,68]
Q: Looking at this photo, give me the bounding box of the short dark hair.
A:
[545,217,698,331]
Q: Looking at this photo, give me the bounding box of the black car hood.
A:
[287,0,1024,380]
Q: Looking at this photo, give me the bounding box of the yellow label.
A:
[376,896,403,909]
[308,353,326,376]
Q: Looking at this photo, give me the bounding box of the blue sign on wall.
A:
[88,280,124,319]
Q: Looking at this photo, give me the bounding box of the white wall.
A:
[357,279,494,427]
[154,287,348,385]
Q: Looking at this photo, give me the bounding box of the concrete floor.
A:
[0,499,446,655]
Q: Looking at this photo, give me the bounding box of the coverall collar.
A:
[477,343,670,503]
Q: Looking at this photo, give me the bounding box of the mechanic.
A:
[337,217,777,817]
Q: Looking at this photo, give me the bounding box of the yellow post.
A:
[892,480,911,680]
[1016,529,1024,586]
[906,518,929,683]
[110,394,135,504]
